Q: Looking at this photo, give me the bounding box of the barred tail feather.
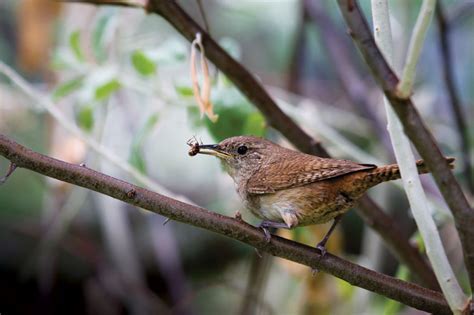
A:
[365,157,455,185]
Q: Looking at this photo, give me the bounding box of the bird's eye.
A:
[237,145,248,155]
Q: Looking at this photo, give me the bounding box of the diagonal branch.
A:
[435,1,473,194]
[58,0,439,289]
[303,0,392,153]
[337,0,474,294]
[0,133,450,314]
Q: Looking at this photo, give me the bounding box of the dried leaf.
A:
[190,33,218,122]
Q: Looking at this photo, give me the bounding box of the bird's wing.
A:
[246,153,376,194]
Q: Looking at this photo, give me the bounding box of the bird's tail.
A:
[363,157,455,186]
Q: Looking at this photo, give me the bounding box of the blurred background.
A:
[0,0,472,314]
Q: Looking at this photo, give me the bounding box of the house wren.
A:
[189,136,454,252]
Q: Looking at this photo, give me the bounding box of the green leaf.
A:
[175,85,194,97]
[204,105,248,141]
[131,50,156,76]
[69,30,85,62]
[52,76,84,101]
[141,114,159,136]
[203,102,267,142]
[242,112,266,137]
[76,105,94,131]
[128,114,159,174]
[92,15,110,63]
[95,79,121,101]
[414,232,426,253]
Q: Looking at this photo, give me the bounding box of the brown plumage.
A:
[191,136,454,248]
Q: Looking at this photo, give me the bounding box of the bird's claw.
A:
[261,226,272,243]
[316,243,327,257]
[311,243,327,276]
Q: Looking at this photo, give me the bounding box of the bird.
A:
[188,135,454,254]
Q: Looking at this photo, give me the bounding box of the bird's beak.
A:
[197,144,232,159]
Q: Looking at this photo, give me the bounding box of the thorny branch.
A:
[337,0,474,296]
[0,134,450,314]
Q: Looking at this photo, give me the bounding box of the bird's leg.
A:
[258,220,289,243]
[316,215,343,256]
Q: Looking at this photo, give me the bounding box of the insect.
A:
[187,136,202,156]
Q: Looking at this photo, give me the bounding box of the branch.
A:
[337,0,474,296]
[356,196,438,289]
[0,134,450,314]
[371,1,467,312]
[58,0,438,290]
[397,0,436,98]
[303,0,392,154]
[286,1,306,94]
[436,1,473,194]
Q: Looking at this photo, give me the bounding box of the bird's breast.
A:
[243,178,360,226]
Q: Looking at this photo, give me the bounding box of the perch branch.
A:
[0,133,450,314]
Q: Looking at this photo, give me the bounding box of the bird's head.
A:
[192,136,278,183]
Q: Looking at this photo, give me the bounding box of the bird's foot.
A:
[234,210,243,221]
[261,226,272,243]
[310,242,328,276]
[258,220,289,243]
[316,242,327,257]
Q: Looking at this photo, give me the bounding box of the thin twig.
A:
[0,162,17,184]
[196,0,210,34]
[286,0,306,94]
[397,0,436,98]
[337,0,474,298]
[0,134,450,314]
[436,1,473,194]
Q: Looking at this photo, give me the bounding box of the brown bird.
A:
[189,136,454,253]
